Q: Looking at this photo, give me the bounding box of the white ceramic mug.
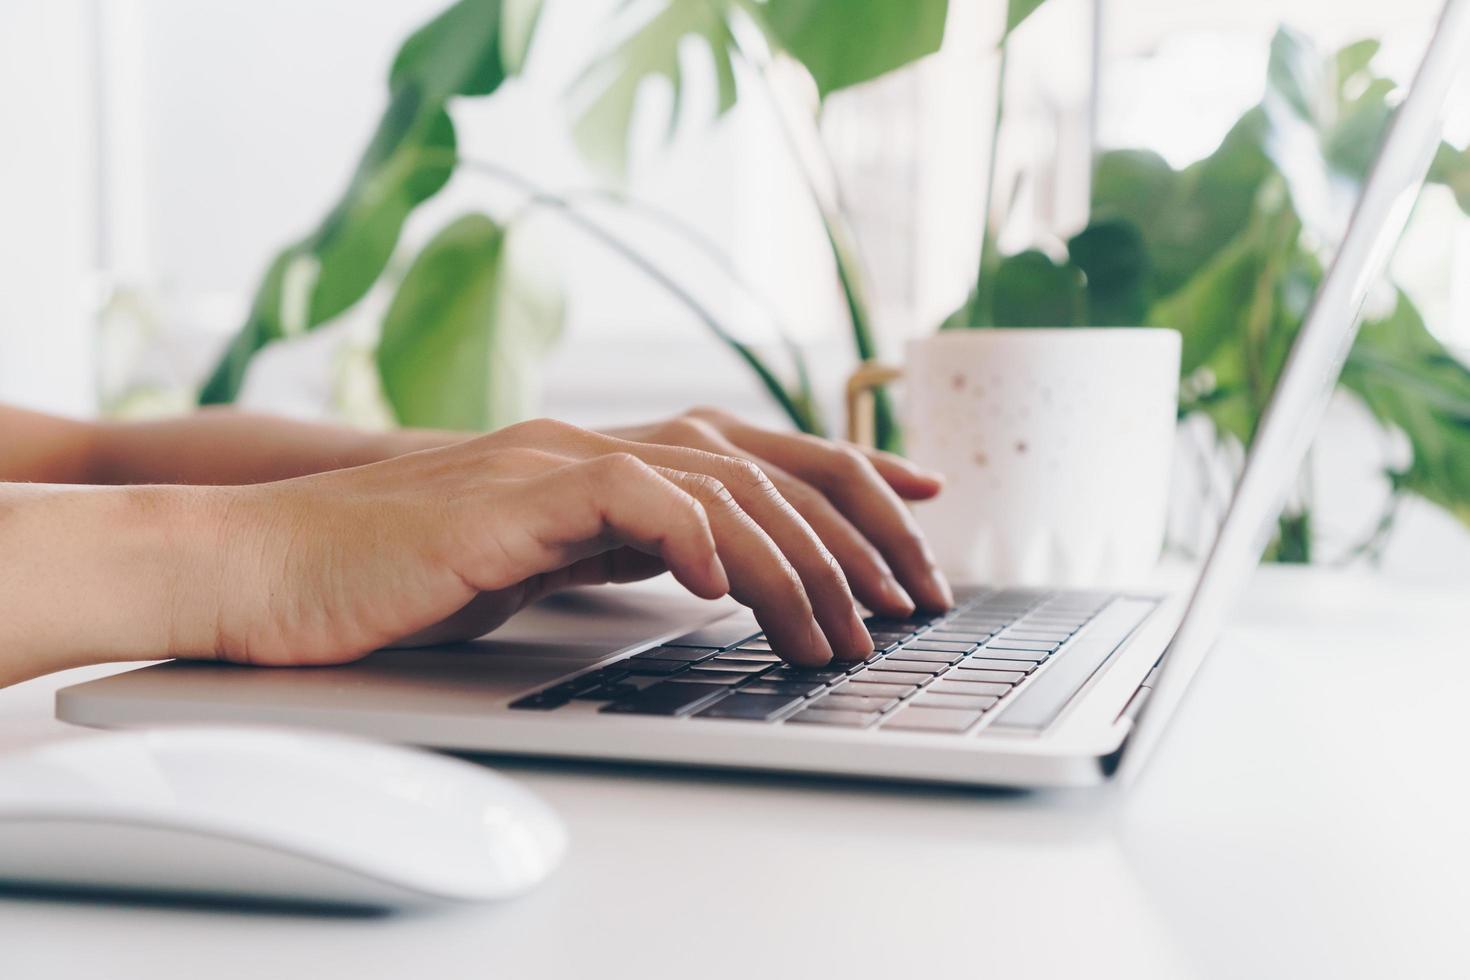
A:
[848,329,1181,587]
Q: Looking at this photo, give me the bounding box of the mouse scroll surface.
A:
[0,728,567,908]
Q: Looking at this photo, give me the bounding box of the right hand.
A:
[186,418,946,670]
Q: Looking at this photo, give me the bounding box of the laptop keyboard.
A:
[509,588,1157,735]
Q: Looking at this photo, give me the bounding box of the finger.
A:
[628,442,872,661]
[478,453,730,601]
[637,417,915,617]
[654,466,835,667]
[761,466,916,617]
[857,446,945,500]
[712,428,953,611]
[687,407,944,499]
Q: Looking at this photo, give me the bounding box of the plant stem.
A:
[569,187,822,433]
[456,158,821,434]
[725,10,902,451]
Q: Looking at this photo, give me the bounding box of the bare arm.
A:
[89,411,461,485]
[0,405,949,687]
[0,403,459,486]
[0,482,221,686]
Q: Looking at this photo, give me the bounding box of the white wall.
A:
[0,0,98,416]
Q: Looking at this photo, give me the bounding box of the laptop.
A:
[56,0,1469,788]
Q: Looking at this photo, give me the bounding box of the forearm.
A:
[0,483,223,686]
[90,410,462,485]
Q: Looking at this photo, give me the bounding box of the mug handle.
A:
[844,360,904,446]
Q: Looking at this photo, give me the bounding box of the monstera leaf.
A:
[1343,291,1470,528]
[1004,0,1048,37]
[377,214,564,431]
[569,0,948,177]
[199,0,544,404]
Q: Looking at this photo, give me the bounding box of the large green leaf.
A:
[377,214,564,431]
[568,1,740,178]
[1004,0,1048,37]
[1429,141,1470,214]
[991,250,1084,327]
[200,0,544,405]
[1067,218,1152,326]
[1342,290,1470,527]
[569,0,949,177]
[1092,111,1273,297]
[762,0,948,97]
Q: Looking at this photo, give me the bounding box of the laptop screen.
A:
[1121,0,1470,772]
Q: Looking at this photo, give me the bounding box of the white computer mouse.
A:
[0,726,566,909]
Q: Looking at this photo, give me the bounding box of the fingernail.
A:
[881,577,916,614]
[807,621,834,666]
[706,553,730,595]
[928,567,955,609]
[846,611,875,658]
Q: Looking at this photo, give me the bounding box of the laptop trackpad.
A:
[59,581,743,722]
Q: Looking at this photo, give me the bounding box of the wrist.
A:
[0,484,230,684]
[349,428,468,466]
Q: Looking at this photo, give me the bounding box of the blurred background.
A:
[3,0,1468,577]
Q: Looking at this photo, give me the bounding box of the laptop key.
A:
[868,660,947,676]
[841,680,917,699]
[739,681,826,697]
[634,646,719,663]
[573,684,635,702]
[882,706,985,733]
[695,693,805,720]
[601,683,730,716]
[763,667,849,684]
[924,630,994,643]
[946,667,1026,684]
[623,658,693,675]
[912,693,1000,711]
[885,649,962,665]
[675,669,757,686]
[929,679,1012,698]
[724,650,783,663]
[963,647,1047,663]
[964,657,1040,672]
[702,659,774,675]
[851,667,932,686]
[817,693,900,714]
[983,640,1060,653]
[787,708,880,728]
[902,640,975,654]
[996,630,1073,643]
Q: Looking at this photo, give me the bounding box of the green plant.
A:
[946,22,1470,563]
[199,0,949,446]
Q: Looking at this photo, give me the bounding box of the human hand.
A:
[186,414,949,670]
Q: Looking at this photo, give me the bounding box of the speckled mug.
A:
[850,329,1180,587]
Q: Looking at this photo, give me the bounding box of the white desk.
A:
[3,565,1467,980]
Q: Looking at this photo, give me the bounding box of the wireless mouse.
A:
[0,726,566,909]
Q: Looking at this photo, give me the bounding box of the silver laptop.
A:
[56,0,1469,788]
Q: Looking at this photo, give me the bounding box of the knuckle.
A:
[831,444,872,477]
[512,417,578,442]
[594,451,650,480]
[684,473,735,508]
[819,549,850,589]
[722,456,771,491]
[658,416,718,446]
[686,405,732,425]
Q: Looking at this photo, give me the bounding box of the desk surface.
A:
[2,566,1467,980]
